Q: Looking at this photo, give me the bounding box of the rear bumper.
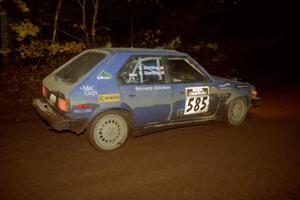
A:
[33,98,85,133]
[251,96,261,107]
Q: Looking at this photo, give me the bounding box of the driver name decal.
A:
[184,86,209,115]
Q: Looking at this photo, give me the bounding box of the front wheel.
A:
[88,111,130,151]
[226,97,248,126]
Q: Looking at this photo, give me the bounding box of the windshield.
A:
[55,51,106,84]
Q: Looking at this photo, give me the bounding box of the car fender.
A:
[212,87,249,120]
[224,92,250,111]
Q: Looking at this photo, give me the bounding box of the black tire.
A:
[226,97,248,126]
[87,110,131,151]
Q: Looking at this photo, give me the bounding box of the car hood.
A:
[212,76,250,88]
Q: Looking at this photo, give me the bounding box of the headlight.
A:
[251,88,258,97]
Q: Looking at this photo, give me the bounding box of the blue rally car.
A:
[33,48,260,151]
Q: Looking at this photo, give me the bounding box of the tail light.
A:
[251,88,258,97]
[58,97,70,112]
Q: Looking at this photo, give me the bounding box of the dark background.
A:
[1,0,298,89]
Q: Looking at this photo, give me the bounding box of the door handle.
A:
[128,94,136,97]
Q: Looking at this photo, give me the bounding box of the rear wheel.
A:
[88,111,130,151]
[226,97,248,126]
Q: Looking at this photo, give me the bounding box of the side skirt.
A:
[131,116,216,137]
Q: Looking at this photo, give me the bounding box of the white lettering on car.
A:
[135,86,153,91]
[73,108,93,114]
[135,85,171,91]
[219,83,231,88]
[154,85,171,90]
[80,85,98,96]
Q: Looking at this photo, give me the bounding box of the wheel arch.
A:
[224,94,249,113]
[224,90,251,108]
[79,106,134,134]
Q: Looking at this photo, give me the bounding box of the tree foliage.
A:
[141,29,161,47]
[2,0,88,61]
[10,20,40,41]
[13,0,29,13]
[16,40,45,59]
[47,42,86,56]
[0,0,254,74]
[14,40,86,59]
[165,36,181,50]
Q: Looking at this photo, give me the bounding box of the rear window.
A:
[55,52,106,84]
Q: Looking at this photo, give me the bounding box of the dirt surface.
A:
[1,86,300,199]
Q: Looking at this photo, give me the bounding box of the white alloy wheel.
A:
[227,97,248,126]
[88,112,129,151]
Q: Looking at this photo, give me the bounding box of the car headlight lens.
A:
[251,88,258,97]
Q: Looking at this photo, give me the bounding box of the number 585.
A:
[185,96,208,113]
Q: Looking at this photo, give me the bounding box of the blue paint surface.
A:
[46,48,255,129]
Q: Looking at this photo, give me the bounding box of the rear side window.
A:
[55,52,106,84]
[119,56,166,84]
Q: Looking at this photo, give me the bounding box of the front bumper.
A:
[33,98,85,133]
[251,96,261,107]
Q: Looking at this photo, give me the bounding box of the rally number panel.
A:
[184,86,209,115]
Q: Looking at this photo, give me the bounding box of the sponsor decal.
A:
[135,86,153,91]
[219,83,231,88]
[237,85,249,88]
[184,86,210,115]
[135,85,171,91]
[186,87,208,96]
[80,85,98,96]
[73,108,93,114]
[129,73,138,77]
[97,70,112,80]
[176,109,185,116]
[98,93,120,103]
[154,85,170,90]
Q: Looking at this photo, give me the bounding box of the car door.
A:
[166,57,219,121]
[118,56,172,127]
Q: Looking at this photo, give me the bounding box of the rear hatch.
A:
[42,49,108,112]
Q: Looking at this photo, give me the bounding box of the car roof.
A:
[96,48,187,56]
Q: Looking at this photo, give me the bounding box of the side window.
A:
[119,56,166,84]
[167,57,207,83]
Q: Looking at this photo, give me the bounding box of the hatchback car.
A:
[33,48,260,151]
